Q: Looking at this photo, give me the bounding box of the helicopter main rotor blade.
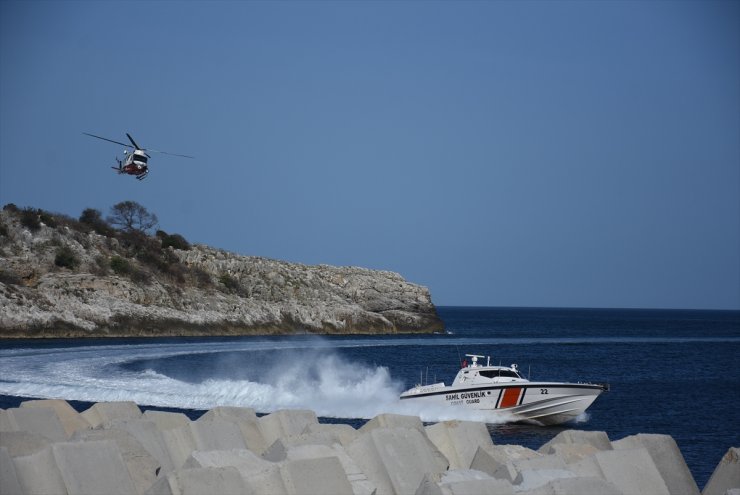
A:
[146,149,195,159]
[126,133,142,150]
[83,132,133,149]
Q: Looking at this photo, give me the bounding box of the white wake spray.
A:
[0,339,515,423]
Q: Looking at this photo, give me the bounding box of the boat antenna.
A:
[456,346,462,367]
[528,364,531,380]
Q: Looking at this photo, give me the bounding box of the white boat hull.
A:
[400,382,606,426]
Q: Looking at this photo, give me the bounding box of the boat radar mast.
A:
[464,354,489,367]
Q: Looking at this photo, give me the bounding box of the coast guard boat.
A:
[400,354,608,426]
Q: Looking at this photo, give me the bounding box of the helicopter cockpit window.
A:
[133,155,148,163]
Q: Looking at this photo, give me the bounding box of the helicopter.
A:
[83,132,193,180]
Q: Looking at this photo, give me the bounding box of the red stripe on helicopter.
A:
[499,387,522,408]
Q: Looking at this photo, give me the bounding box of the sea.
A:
[1,306,738,488]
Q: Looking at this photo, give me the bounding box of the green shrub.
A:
[54,246,79,269]
[137,249,170,272]
[161,233,190,251]
[118,230,151,254]
[93,256,109,275]
[110,256,131,275]
[80,208,113,236]
[219,273,241,293]
[52,213,86,234]
[0,222,7,237]
[39,211,57,228]
[3,203,19,213]
[20,208,41,231]
[110,255,151,284]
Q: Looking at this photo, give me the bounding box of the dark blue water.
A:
[1,307,738,488]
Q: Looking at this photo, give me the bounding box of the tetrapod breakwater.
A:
[1,400,738,494]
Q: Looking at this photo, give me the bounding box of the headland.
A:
[0,205,444,337]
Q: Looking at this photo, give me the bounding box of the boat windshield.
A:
[479,369,521,379]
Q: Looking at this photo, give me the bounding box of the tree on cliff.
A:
[107,201,158,234]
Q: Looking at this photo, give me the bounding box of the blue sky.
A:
[1,1,738,310]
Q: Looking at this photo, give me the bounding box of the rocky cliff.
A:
[0,207,444,337]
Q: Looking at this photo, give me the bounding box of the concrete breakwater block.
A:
[184,446,365,495]
[359,413,448,472]
[11,444,67,494]
[280,456,354,495]
[425,419,494,469]
[112,418,177,475]
[347,426,448,495]
[302,422,359,447]
[613,433,700,495]
[13,439,138,495]
[1,400,721,495]
[81,401,142,428]
[511,455,569,486]
[184,449,288,495]
[161,417,254,468]
[0,446,23,495]
[359,412,424,433]
[0,430,52,457]
[198,405,259,423]
[514,467,577,492]
[197,407,269,455]
[258,409,319,447]
[190,418,248,451]
[519,476,623,495]
[0,406,68,442]
[185,448,272,474]
[469,444,542,482]
[439,469,516,495]
[702,447,740,495]
[262,441,375,495]
[20,399,92,437]
[72,428,161,495]
[262,434,337,462]
[145,466,247,495]
[473,451,573,489]
[538,429,613,454]
[160,424,198,469]
[591,447,671,495]
[545,442,600,464]
[142,410,190,430]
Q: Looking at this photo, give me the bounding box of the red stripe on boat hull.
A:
[499,387,522,408]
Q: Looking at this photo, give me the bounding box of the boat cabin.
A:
[453,354,527,386]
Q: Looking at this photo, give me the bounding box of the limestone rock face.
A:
[0,209,443,337]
